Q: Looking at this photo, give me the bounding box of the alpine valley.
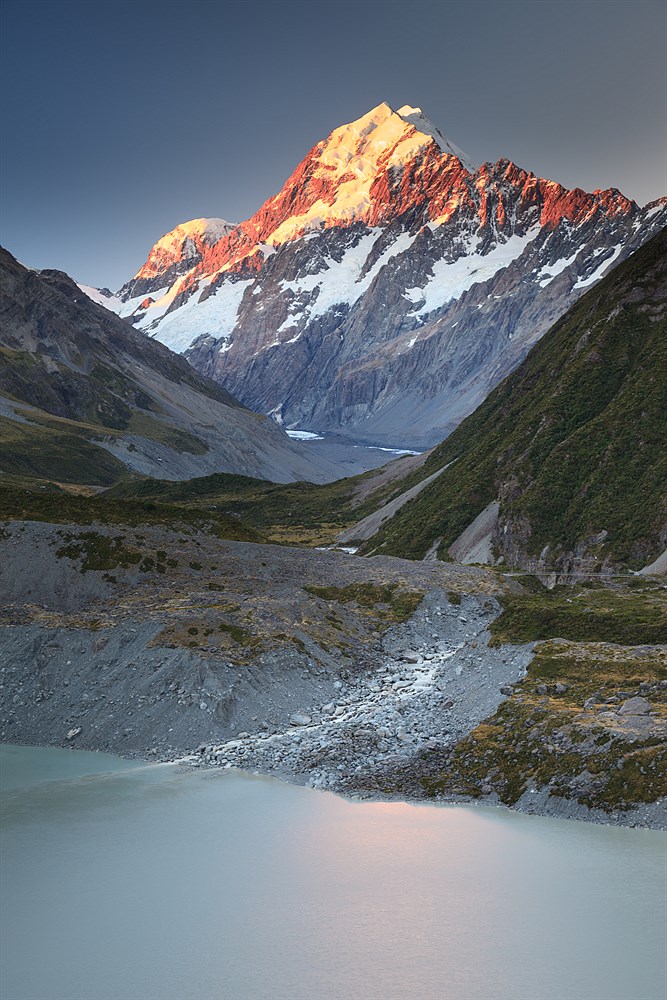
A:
[89,102,667,447]
[1,103,666,836]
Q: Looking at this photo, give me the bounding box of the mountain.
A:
[0,248,353,486]
[349,228,667,574]
[94,102,667,447]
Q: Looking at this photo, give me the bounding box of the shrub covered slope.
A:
[362,228,667,570]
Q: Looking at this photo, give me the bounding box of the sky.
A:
[1,0,665,289]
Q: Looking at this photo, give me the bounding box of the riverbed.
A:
[1,745,665,1000]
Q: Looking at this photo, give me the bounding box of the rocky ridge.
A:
[189,591,535,792]
[353,228,667,573]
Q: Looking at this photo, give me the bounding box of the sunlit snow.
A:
[148,218,234,259]
[113,287,170,319]
[269,103,471,245]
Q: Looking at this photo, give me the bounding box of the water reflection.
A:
[1,747,665,1000]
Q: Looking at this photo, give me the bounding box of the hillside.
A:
[354,227,667,572]
[0,249,355,486]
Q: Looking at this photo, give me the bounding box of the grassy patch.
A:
[102,460,436,548]
[0,416,126,486]
[127,413,208,455]
[55,532,143,572]
[0,350,135,429]
[420,641,667,811]
[217,621,260,647]
[0,480,263,542]
[303,582,424,623]
[489,583,667,646]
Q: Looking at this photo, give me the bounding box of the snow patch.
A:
[406,229,538,317]
[396,105,476,172]
[355,446,421,456]
[573,245,623,289]
[268,104,470,244]
[279,229,379,320]
[150,218,235,257]
[536,248,583,287]
[643,204,664,221]
[147,277,253,354]
[76,283,123,312]
[285,430,325,441]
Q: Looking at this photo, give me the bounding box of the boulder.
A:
[619,697,651,716]
[289,713,312,727]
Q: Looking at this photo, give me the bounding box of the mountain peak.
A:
[134,217,236,284]
[260,102,475,245]
[324,102,474,171]
[396,105,476,171]
[152,218,236,254]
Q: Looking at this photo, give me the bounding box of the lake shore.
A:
[2,522,664,831]
[4,586,665,830]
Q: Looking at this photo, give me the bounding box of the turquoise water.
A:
[1,745,665,1000]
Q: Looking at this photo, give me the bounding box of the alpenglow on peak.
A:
[100,98,664,453]
[396,104,476,171]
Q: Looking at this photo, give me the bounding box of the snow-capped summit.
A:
[134,218,235,281]
[105,102,666,447]
[261,100,475,244]
[112,217,236,313]
[396,105,476,171]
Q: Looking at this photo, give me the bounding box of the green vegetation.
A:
[56,532,145,573]
[0,348,134,429]
[0,416,126,485]
[304,582,424,623]
[104,466,415,546]
[216,621,261,647]
[420,640,667,810]
[489,582,667,646]
[126,414,208,455]
[362,229,667,569]
[0,478,263,542]
[0,400,208,490]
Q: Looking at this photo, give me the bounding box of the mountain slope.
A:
[97,102,666,447]
[354,227,667,572]
[0,249,352,486]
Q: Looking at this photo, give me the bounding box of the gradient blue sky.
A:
[1,0,665,289]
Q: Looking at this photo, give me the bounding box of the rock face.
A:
[103,102,667,447]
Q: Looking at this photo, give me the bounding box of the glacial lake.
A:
[1,745,665,1000]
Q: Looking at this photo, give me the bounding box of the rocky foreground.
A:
[187,591,533,791]
[1,519,665,829]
